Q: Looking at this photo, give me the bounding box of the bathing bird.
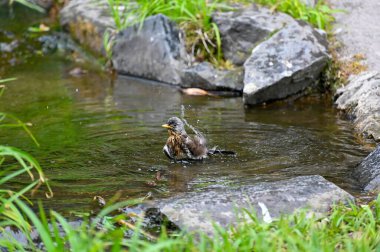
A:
[161,117,235,161]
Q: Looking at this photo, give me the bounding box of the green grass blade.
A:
[211,22,222,62]
[14,198,56,251]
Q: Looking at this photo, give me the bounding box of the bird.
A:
[161,117,235,161]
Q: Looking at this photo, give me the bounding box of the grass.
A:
[251,0,337,30]
[2,194,380,251]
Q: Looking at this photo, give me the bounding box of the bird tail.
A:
[207,146,236,156]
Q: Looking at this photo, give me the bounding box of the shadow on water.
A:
[0,6,371,215]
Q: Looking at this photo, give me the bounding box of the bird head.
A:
[162,117,185,134]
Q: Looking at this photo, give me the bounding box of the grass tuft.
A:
[249,0,338,30]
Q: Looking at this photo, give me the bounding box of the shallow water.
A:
[0,5,371,214]
[0,54,371,213]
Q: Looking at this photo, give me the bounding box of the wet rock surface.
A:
[335,72,380,141]
[180,62,244,91]
[243,21,329,105]
[60,0,116,54]
[112,14,188,85]
[213,6,296,66]
[156,175,353,234]
[354,145,380,192]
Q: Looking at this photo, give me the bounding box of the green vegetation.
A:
[251,0,336,30]
[102,28,115,67]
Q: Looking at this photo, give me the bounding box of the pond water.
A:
[0,5,371,215]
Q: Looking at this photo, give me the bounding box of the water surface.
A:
[0,55,371,213]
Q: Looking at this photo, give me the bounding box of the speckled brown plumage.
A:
[162,117,236,161]
[162,117,208,161]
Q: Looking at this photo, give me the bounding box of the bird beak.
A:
[162,124,172,129]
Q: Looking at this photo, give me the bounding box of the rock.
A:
[335,71,380,141]
[60,0,116,55]
[180,62,243,91]
[37,32,101,66]
[243,21,330,105]
[157,175,353,234]
[59,1,242,91]
[354,145,380,192]
[27,0,54,10]
[212,6,296,66]
[112,14,188,85]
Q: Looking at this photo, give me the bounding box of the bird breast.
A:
[165,133,188,160]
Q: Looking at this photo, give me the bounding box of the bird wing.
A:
[184,134,208,157]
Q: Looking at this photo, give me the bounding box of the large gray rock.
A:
[335,71,380,141]
[243,21,330,105]
[112,14,188,85]
[157,175,353,234]
[180,62,244,91]
[60,0,116,55]
[213,6,296,66]
[354,145,380,192]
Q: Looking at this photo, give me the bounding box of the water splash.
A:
[180,105,206,144]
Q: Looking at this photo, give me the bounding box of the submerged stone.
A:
[112,14,188,85]
[213,6,296,66]
[243,21,330,105]
[157,175,353,234]
[354,145,380,192]
[335,71,380,141]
